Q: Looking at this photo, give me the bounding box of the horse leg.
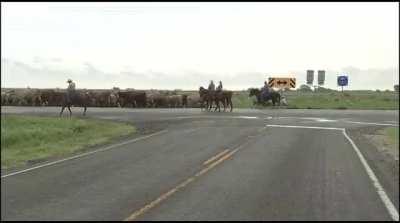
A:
[216,100,221,112]
[68,106,72,118]
[83,106,87,116]
[60,105,65,117]
[230,99,233,112]
[277,95,281,106]
[223,99,227,112]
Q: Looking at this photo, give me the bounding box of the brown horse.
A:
[248,88,281,106]
[199,87,233,112]
[59,91,90,117]
[199,87,213,111]
[221,90,233,112]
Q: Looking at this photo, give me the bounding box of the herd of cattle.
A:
[1,88,206,108]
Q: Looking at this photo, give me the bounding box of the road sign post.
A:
[317,70,325,90]
[306,70,314,87]
[337,75,348,92]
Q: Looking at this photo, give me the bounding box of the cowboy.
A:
[261,81,270,101]
[66,79,76,103]
[216,81,223,92]
[208,80,215,92]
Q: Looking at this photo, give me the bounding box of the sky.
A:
[1,2,399,90]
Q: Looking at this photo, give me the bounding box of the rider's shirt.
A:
[68,82,76,92]
[261,85,269,93]
[208,83,215,91]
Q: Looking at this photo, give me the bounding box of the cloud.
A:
[1,57,398,90]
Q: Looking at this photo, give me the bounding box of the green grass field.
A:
[383,127,399,147]
[1,115,136,169]
[232,90,399,109]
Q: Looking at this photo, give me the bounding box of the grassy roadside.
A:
[233,91,399,109]
[1,115,136,169]
[371,126,399,161]
[382,127,399,148]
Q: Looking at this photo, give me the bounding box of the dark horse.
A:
[199,87,233,112]
[59,91,90,117]
[248,88,281,106]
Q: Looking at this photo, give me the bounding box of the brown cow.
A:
[117,91,147,108]
[23,89,42,106]
[1,92,8,105]
[187,95,201,108]
[4,90,27,106]
[3,91,16,105]
[88,91,111,107]
[40,89,65,106]
[182,94,188,108]
[166,95,188,108]
[147,93,168,108]
[108,92,120,107]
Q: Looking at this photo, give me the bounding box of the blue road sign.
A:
[337,76,348,86]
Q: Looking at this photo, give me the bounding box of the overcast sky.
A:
[1,2,399,90]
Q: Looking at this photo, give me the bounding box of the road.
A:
[1,106,399,221]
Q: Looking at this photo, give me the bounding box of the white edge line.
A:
[342,129,399,221]
[266,124,344,131]
[236,116,259,119]
[1,130,168,178]
[182,127,201,134]
[345,121,399,127]
[267,123,399,220]
[265,116,399,127]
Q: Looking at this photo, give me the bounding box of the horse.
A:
[211,90,227,112]
[212,90,234,112]
[199,87,223,111]
[59,91,90,117]
[221,90,233,112]
[199,87,212,111]
[248,88,281,106]
[199,87,232,112]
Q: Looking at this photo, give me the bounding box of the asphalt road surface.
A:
[1,106,399,221]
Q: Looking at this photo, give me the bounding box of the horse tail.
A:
[277,92,281,105]
[226,91,233,112]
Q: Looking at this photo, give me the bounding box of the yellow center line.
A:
[123,131,260,221]
[124,148,239,221]
[195,149,238,177]
[203,149,230,166]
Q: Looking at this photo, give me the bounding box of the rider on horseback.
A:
[216,81,223,92]
[208,80,215,92]
[66,79,76,104]
[261,81,270,101]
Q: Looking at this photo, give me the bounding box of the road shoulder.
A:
[347,126,399,211]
